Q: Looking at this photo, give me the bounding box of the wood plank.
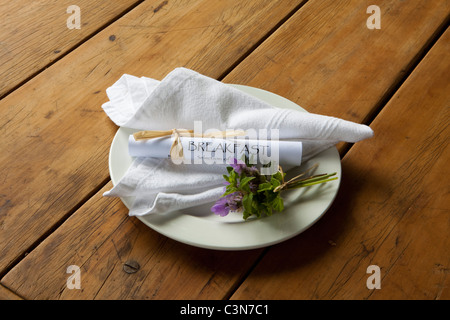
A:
[2,1,448,300]
[2,182,261,299]
[0,284,22,300]
[230,29,450,300]
[0,0,144,98]
[224,0,448,124]
[0,0,304,276]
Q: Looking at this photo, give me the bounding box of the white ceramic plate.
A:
[108,85,341,250]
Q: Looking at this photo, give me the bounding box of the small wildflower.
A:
[229,158,246,174]
[211,195,230,217]
[211,191,244,217]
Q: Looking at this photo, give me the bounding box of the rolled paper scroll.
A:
[128,135,302,167]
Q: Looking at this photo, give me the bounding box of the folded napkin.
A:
[102,68,373,216]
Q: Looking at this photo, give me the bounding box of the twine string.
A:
[273,163,319,192]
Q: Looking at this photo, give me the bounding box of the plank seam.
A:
[0,283,26,300]
[223,247,271,300]
[338,18,449,160]
[217,0,309,81]
[0,176,111,280]
[363,17,450,129]
[0,0,147,101]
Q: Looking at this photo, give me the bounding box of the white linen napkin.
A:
[102,68,373,216]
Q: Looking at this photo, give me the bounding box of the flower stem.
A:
[286,172,337,188]
[288,177,338,189]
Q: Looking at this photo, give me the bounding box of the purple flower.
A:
[227,192,243,211]
[211,196,230,217]
[245,166,259,176]
[249,181,259,193]
[229,158,259,177]
[229,158,246,174]
[211,192,243,217]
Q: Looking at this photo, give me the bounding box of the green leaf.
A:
[242,193,254,219]
[222,187,238,196]
[240,176,255,188]
[257,202,267,216]
[263,203,273,216]
[272,171,284,182]
[271,195,284,212]
[257,182,273,192]
[271,178,281,188]
[227,170,238,187]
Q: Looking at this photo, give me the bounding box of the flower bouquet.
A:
[212,159,338,220]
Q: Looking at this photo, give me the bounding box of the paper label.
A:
[128,135,302,170]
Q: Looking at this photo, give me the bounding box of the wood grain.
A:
[1,0,448,300]
[0,0,304,276]
[0,0,144,98]
[1,182,262,299]
[230,29,450,300]
[0,284,22,300]
[224,0,448,124]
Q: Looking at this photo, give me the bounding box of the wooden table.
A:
[0,0,448,301]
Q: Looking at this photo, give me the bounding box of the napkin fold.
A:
[102,68,373,216]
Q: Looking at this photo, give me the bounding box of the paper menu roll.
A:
[128,135,303,168]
